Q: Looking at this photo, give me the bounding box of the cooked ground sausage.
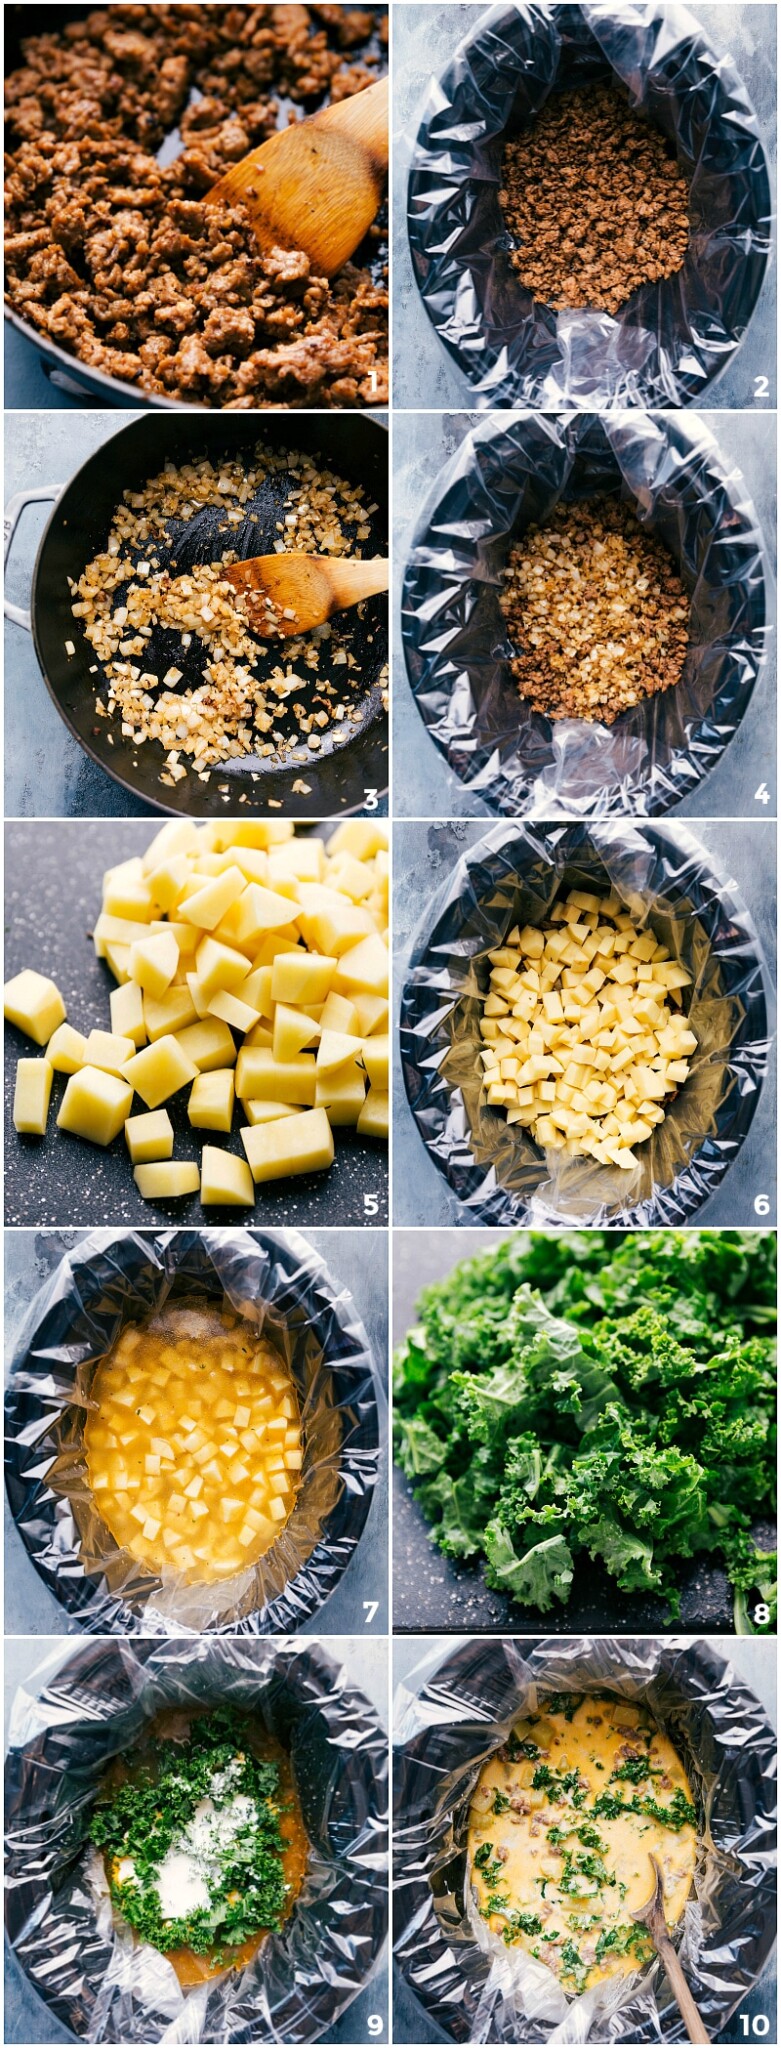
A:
[4,3,388,407]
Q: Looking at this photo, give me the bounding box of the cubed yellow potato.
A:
[361,1034,388,1089]
[140,818,199,871]
[241,1106,334,1183]
[125,1109,175,1163]
[270,952,336,1006]
[180,866,246,930]
[194,935,251,998]
[231,882,303,946]
[13,1057,53,1135]
[350,993,388,1037]
[134,1161,200,1200]
[318,992,359,1035]
[243,1098,299,1125]
[327,820,387,860]
[84,1029,137,1075]
[200,1145,255,1206]
[272,1003,320,1062]
[357,1087,388,1139]
[267,838,325,884]
[235,1046,316,1104]
[315,1060,366,1125]
[304,902,376,957]
[235,966,273,1019]
[326,852,374,903]
[46,1023,87,1074]
[4,969,66,1046]
[317,1028,364,1073]
[57,1065,133,1146]
[144,985,198,1040]
[102,871,155,922]
[122,1035,198,1109]
[175,1019,236,1072]
[332,933,388,997]
[207,988,260,1034]
[129,930,179,999]
[110,981,146,1048]
[146,854,191,911]
[188,1070,235,1132]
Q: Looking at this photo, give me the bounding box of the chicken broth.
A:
[84,1301,302,1583]
[468,1694,697,1996]
[92,1708,309,1985]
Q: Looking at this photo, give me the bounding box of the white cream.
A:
[156,1848,211,1922]
[116,1856,136,1885]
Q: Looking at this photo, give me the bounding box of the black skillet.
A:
[4,3,389,411]
[5,411,389,815]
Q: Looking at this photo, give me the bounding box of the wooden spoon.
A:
[223,553,389,636]
[207,75,388,277]
[631,1855,711,2044]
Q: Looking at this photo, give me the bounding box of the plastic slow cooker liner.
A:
[406,0,772,411]
[4,1227,382,1636]
[401,410,770,818]
[393,1635,777,2044]
[5,1635,388,2044]
[398,820,771,1227]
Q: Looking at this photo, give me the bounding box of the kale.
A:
[89,1709,288,1961]
[506,1733,539,1760]
[532,1765,586,1805]
[610,1757,659,1785]
[560,1939,588,1992]
[502,1909,543,1942]
[393,1231,776,1627]
[492,1789,511,1814]
[592,1786,696,1832]
[595,1923,652,1967]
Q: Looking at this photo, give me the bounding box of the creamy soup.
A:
[84,1301,302,1582]
[468,1694,697,1995]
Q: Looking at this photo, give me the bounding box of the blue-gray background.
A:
[4,1227,388,1637]
[391,1634,777,2044]
[391,408,778,819]
[4,1632,389,2046]
[392,818,777,1224]
[392,2,778,411]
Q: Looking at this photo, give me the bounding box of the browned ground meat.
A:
[4,3,388,406]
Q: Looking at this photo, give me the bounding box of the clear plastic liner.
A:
[406,1,772,412]
[5,1228,382,1637]
[400,411,771,818]
[398,820,772,1227]
[392,1635,777,2044]
[5,1635,388,2044]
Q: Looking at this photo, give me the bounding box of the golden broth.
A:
[84,1301,302,1583]
[468,1695,697,1995]
[102,1710,309,1986]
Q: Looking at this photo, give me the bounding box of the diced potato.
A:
[188,1069,235,1132]
[195,935,252,998]
[144,986,198,1041]
[315,1061,366,1125]
[110,981,146,1048]
[84,1029,136,1075]
[57,1066,133,1146]
[328,820,387,860]
[272,1003,320,1062]
[332,933,388,996]
[350,993,388,1037]
[200,1145,255,1207]
[129,930,179,999]
[361,1034,389,1089]
[175,1018,236,1072]
[208,988,260,1034]
[13,1057,53,1136]
[231,882,303,945]
[241,1107,334,1183]
[125,1109,175,1164]
[270,952,336,1006]
[235,1046,317,1105]
[243,1097,299,1125]
[180,866,246,931]
[123,1034,198,1109]
[318,991,359,1034]
[357,1088,389,1139]
[4,969,66,1046]
[134,1161,200,1199]
[317,1027,364,1073]
[47,1023,87,1073]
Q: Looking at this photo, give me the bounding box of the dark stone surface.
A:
[4,822,388,1227]
[4,1226,389,1639]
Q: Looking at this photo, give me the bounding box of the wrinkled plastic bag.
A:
[406,1,772,411]
[401,411,770,817]
[393,1634,777,2043]
[398,820,771,1226]
[5,1635,388,2044]
[4,1228,381,1637]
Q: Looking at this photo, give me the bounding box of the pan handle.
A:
[4,485,61,630]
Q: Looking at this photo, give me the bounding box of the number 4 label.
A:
[754,782,771,805]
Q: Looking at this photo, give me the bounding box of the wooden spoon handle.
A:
[656,1934,711,2044]
[313,75,389,167]
[326,558,390,608]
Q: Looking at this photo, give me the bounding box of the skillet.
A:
[4,411,389,816]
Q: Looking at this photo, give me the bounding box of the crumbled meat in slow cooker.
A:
[4,3,388,407]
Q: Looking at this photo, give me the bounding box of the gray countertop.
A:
[391,408,778,820]
[4,821,389,1228]
[392,1633,777,2046]
[392,818,777,1225]
[4,1633,389,2047]
[392,2,778,412]
[4,1225,389,1640]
